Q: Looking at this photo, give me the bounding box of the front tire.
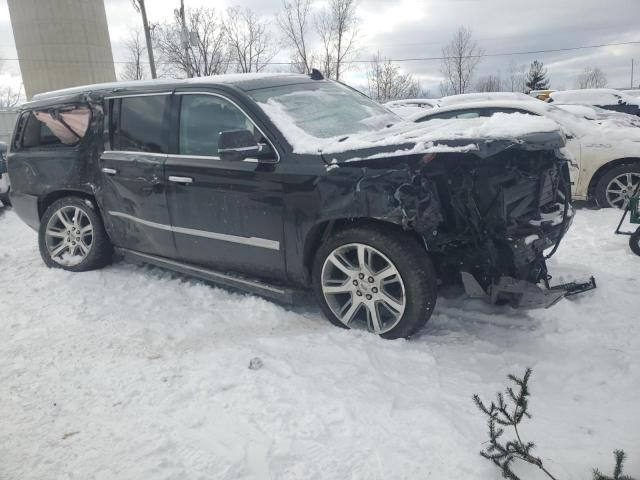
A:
[630,227,640,256]
[595,163,640,209]
[39,196,112,271]
[312,225,437,339]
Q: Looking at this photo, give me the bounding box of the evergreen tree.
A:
[525,60,550,92]
[473,369,637,480]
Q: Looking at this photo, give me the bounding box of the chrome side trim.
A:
[101,150,168,159]
[101,167,117,175]
[175,91,281,163]
[119,248,286,295]
[108,211,280,251]
[168,176,193,184]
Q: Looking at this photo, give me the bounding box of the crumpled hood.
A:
[257,101,565,161]
[320,114,566,163]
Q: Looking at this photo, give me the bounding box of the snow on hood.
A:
[258,98,562,157]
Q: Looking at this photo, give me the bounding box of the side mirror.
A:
[218,129,276,163]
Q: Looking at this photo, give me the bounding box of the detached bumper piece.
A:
[462,272,597,309]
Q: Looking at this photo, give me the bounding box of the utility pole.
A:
[132,0,157,79]
[632,59,635,89]
[179,0,192,78]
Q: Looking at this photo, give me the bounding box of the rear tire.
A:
[630,227,640,257]
[595,163,640,209]
[0,193,10,207]
[39,196,112,272]
[312,225,438,339]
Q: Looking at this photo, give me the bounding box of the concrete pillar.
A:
[8,0,116,99]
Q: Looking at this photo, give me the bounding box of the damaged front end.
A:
[395,132,595,308]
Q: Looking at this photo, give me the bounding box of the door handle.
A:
[168,176,193,184]
[101,167,117,175]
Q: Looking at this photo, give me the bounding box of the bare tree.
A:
[315,9,336,79]
[131,0,157,79]
[577,66,608,89]
[367,52,424,102]
[276,0,313,74]
[440,26,484,95]
[506,58,527,93]
[225,7,277,73]
[0,84,23,108]
[155,7,229,78]
[315,0,359,80]
[120,29,147,81]
[475,73,502,92]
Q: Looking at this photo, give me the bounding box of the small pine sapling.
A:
[593,450,636,480]
[473,368,636,480]
[473,368,559,480]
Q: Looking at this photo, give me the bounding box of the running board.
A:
[116,248,306,304]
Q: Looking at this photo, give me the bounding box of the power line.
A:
[1,40,639,67]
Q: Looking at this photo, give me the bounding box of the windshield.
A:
[250,81,400,150]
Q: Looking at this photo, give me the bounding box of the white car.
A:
[409,100,640,208]
[554,104,640,129]
[548,89,640,117]
[0,142,10,206]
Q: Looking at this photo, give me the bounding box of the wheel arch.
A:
[38,189,99,219]
[587,157,640,199]
[302,217,426,282]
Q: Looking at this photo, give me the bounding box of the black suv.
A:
[7,73,573,338]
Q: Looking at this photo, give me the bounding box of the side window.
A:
[112,95,168,153]
[421,110,481,121]
[18,105,91,149]
[178,94,255,157]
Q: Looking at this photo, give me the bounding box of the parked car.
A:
[554,104,640,129]
[548,89,640,117]
[0,141,10,206]
[410,100,640,209]
[8,73,574,338]
[622,89,640,98]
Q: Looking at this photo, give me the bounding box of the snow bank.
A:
[1,207,638,479]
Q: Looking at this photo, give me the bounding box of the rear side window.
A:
[18,106,91,149]
[111,95,169,153]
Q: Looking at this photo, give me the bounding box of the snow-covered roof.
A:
[438,92,539,107]
[549,89,640,106]
[387,105,431,120]
[385,99,437,108]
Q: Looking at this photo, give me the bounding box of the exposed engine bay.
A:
[395,145,596,308]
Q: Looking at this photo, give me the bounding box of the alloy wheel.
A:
[321,243,406,334]
[605,172,640,208]
[44,205,94,266]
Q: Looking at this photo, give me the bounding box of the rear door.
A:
[164,90,286,280]
[98,93,178,258]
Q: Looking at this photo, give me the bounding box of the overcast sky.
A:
[1,0,639,97]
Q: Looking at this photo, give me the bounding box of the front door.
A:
[164,91,286,280]
[98,93,178,258]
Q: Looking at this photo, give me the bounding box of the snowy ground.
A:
[1,206,638,480]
